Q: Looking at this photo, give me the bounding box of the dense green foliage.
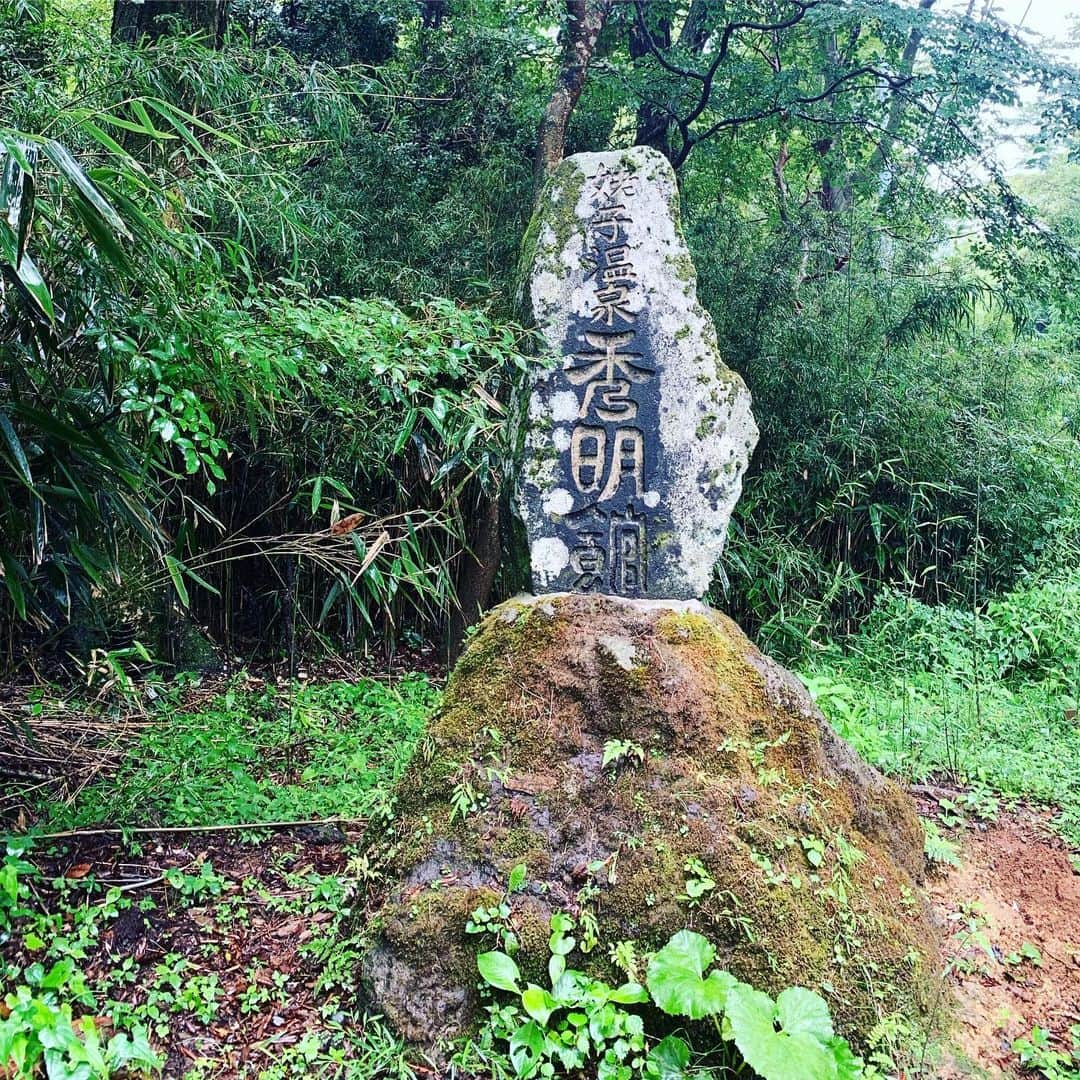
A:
[0,831,421,1078]
[469,920,867,1079]
[33,674,437,830]
[0,0,534,664]
[803,566,1080,845]
[1,0,1077,666]
[3,4,1079,1076]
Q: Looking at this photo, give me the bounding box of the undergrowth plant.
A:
[801,570,1080,845]
[467,916,867,1080]
[1013,1025,1080,1080]
[0,843,161,1078]
[29,673,438,830]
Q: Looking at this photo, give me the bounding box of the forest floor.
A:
[920,791,1080,1078]
[4,666,1080,1078]
[5,786,1075,1078]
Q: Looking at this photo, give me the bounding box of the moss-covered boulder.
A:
[361,593,939,1055]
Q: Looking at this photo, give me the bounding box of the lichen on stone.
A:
[515,147,760,600]
[360,594,942,1059]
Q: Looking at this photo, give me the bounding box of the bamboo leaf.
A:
[0,131,35,174]
[40,138,132,241]
[77,118,148,173]
[0,554,28,620]
[130,100,172,141]
[1,238,54,321]
[0,410,32,486]
[146,97,244,148]
[164,554,190,608]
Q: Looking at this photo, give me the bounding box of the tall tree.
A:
[112,0,228,45]
[534,0,609,187]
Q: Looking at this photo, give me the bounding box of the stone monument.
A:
[518,146,758,599]
[359,150,940,1060]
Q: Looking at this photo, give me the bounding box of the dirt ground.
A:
[31,829,371,1077]
[13,786,1080,1078]
[920,790,1080,1078]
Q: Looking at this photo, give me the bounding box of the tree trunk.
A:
[629,10,672,157]
[677,0,711,53]
[533,0,608,191]
[112,0,228,45]
[421,0,446,29]
[870,0,936,198]
[447,493,501,663]
[815,34,852,213]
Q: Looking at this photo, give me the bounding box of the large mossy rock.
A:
[362,594,939,1054]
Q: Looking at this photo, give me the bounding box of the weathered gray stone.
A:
[517,146,758,600]
[359,593,940,1057]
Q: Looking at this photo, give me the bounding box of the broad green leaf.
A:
[645,1034,691,1080]
[0,213,15,264]
[40,959,74,989]
[776,987,834,1041]
[646,929,734,1019]
[521,984,556,1025]
[548,952,565,986]
[477,950,520,993]
[0,553,27,619]
[509,1020,544,1078]
[829,1037,866,1080]
[608,981,649,1004]
[725,983,838,1080]
[549,912,576,956]
[77,117,146,171]
[0,141,36,263]
[179,564,221,597]
[318,581,342,625]
[508,862,527,893]
[131,99,172,141]
[0,130,35,174]
[108,1026,161,1071]
[146,96,244,148]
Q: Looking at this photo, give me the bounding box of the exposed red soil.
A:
[921,791,1080,1078]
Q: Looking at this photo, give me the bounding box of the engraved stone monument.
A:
[518,146,759,599]
[362,150,939,1058]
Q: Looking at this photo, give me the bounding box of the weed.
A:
[32,675,438,830]
[1013,1025,1080,1080]
[922,819,962,869]
[679,857,716,907]
[449,775,485,823]
[602,739,645,772]
[0,846,161,1076]
[801,574,1080,846]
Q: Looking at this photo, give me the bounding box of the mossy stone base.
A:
[361,594,940,1055]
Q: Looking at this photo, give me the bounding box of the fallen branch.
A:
[20,815,366,841]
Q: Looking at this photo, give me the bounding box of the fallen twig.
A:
[16,815,366,841]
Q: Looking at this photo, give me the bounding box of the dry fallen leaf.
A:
[65,863,92,879]
[330,512,364,536]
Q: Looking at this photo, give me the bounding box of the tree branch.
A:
[633,0,820,166]
[673,65,912,167]
[534,0,610,190]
